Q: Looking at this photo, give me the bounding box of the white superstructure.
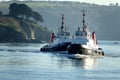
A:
[71,10,98,50]
[50,14,72,45]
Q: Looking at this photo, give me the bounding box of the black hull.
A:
[68,44,104,56]
[40,42,71,52]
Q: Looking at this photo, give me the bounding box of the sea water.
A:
[0,41,120,80]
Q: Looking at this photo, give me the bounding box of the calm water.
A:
[0,41,120,80]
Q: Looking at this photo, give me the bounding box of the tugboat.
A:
[40,14,72,52]
[68,10,104,56]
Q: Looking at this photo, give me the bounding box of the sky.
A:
[74,0,119,5]
[53,0,120,5]
[0,0,120,5]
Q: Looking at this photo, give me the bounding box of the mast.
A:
[61,14,64,30]
[82,10,87,31]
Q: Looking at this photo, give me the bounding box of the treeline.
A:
[7,3,43,23]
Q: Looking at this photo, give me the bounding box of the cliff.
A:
[0,16,51,43]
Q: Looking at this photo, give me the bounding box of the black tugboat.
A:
[68,10,104,56]
[40,14,72,52]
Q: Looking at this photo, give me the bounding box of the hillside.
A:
[0,1,120,40]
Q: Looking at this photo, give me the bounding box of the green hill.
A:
[0,1,120,40]
[25,1,120,40]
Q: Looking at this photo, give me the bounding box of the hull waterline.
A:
[40,42,71,52]
[68,44,104,56]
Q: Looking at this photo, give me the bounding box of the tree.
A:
[33,12,44,23]
[9,3,19,17]
[8,3,44,23]
[24,5,33,19]
[9,3,33,18]
[18,4,33,18]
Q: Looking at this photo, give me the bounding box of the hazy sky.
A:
[54,0,120,5]
[72,0,119,5]
[0,0,120,5]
